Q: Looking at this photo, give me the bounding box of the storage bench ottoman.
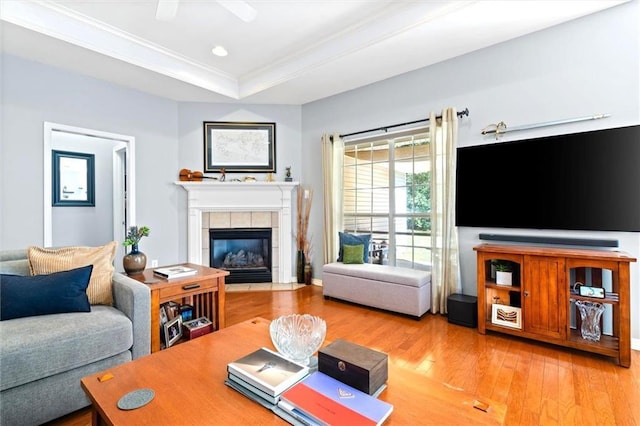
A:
[322,263,431,318]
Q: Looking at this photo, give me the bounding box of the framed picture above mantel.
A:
[203,121,276,173]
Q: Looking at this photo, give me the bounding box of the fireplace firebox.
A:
[210,228,272,284]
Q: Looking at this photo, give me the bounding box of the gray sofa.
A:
[322,262,431,318]
[0,249,151,426]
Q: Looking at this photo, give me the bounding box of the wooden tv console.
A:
[474,244,636,367]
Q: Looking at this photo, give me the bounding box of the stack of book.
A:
[226,348,394,425]
[226,347,310,407]
[278,371,394,426]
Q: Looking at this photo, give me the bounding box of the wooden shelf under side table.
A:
[128,263,229,353]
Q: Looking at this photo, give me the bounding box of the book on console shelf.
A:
[227,347,310,398]
[279,371,394,426]
[153,265,197,279]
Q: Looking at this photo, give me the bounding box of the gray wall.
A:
[1,2,638,341]
[51,131,115,247]
[176,103,302,270]
[1,54,180,267]
[0,55,303,272]
[301,2,640,342]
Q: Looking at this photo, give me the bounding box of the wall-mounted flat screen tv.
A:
[455,124,640,232]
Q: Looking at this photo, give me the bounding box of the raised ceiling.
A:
[0,0,627,105]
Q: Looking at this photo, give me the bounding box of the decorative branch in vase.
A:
[303,237,314,285]
[303,237,313,266]
[296,187,312,284]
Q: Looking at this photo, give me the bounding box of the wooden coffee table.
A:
[128,263,229,352]
[81,317,505,425]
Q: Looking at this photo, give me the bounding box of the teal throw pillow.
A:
[342,244,365,264]
[338,232,371,263]
[0,265,93,321]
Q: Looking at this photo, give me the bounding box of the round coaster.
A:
[117,388,155,410]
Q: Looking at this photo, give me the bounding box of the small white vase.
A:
[496,271,512,286]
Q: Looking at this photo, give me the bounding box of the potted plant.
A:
[494,261,513,286]
[122,225,150,274]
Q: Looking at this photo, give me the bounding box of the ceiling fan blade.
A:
[216,0,257,23]
[156,0,180,21]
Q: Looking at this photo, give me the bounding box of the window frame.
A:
[342,127,431,269]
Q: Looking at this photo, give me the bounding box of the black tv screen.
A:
[455,125,640,232]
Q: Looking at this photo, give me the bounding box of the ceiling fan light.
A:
[217,0,257,23]
[211,46,228,57]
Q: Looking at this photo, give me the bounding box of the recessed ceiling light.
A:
[211,46,228,57]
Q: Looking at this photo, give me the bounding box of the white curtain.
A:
[321,133,344,264]
[429,108,462,314]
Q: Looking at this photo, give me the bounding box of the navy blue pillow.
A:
[0,265,93,321]
[337,232,371,263]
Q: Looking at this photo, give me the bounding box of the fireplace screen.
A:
[210,228,272,283]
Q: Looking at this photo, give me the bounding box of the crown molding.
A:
[2,1,469,101]
[1,0,239,99]
[237,2,470,99]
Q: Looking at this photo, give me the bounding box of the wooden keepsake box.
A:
[182,317,213,340]
[318,339,388,395]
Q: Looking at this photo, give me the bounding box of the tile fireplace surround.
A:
[176,181,298,284]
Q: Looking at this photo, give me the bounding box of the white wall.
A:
[301,2,640,341]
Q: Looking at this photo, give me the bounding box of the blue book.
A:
[280,371,393,425]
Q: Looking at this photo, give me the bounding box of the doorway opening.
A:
[43,122,135,264]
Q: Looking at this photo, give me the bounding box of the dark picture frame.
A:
[203,121,276,173]
[163,316,183,348]
[52,150,95,207]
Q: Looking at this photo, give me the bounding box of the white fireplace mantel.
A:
[176,181,299,283]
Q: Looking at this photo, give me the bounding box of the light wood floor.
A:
[50,285,640,425]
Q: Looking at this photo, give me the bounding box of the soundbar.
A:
[478,233,619,248]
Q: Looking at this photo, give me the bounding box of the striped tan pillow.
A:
[27,242,117,305]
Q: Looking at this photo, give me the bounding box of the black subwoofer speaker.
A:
[447,294,478,328]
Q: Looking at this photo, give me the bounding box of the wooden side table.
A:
[128,263,229,352]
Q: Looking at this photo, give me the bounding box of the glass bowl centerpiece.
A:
[269,314,326,366]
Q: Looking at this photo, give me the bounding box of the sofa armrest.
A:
[112,274,151,359]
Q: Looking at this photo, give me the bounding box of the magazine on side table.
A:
[153,265,198,279]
